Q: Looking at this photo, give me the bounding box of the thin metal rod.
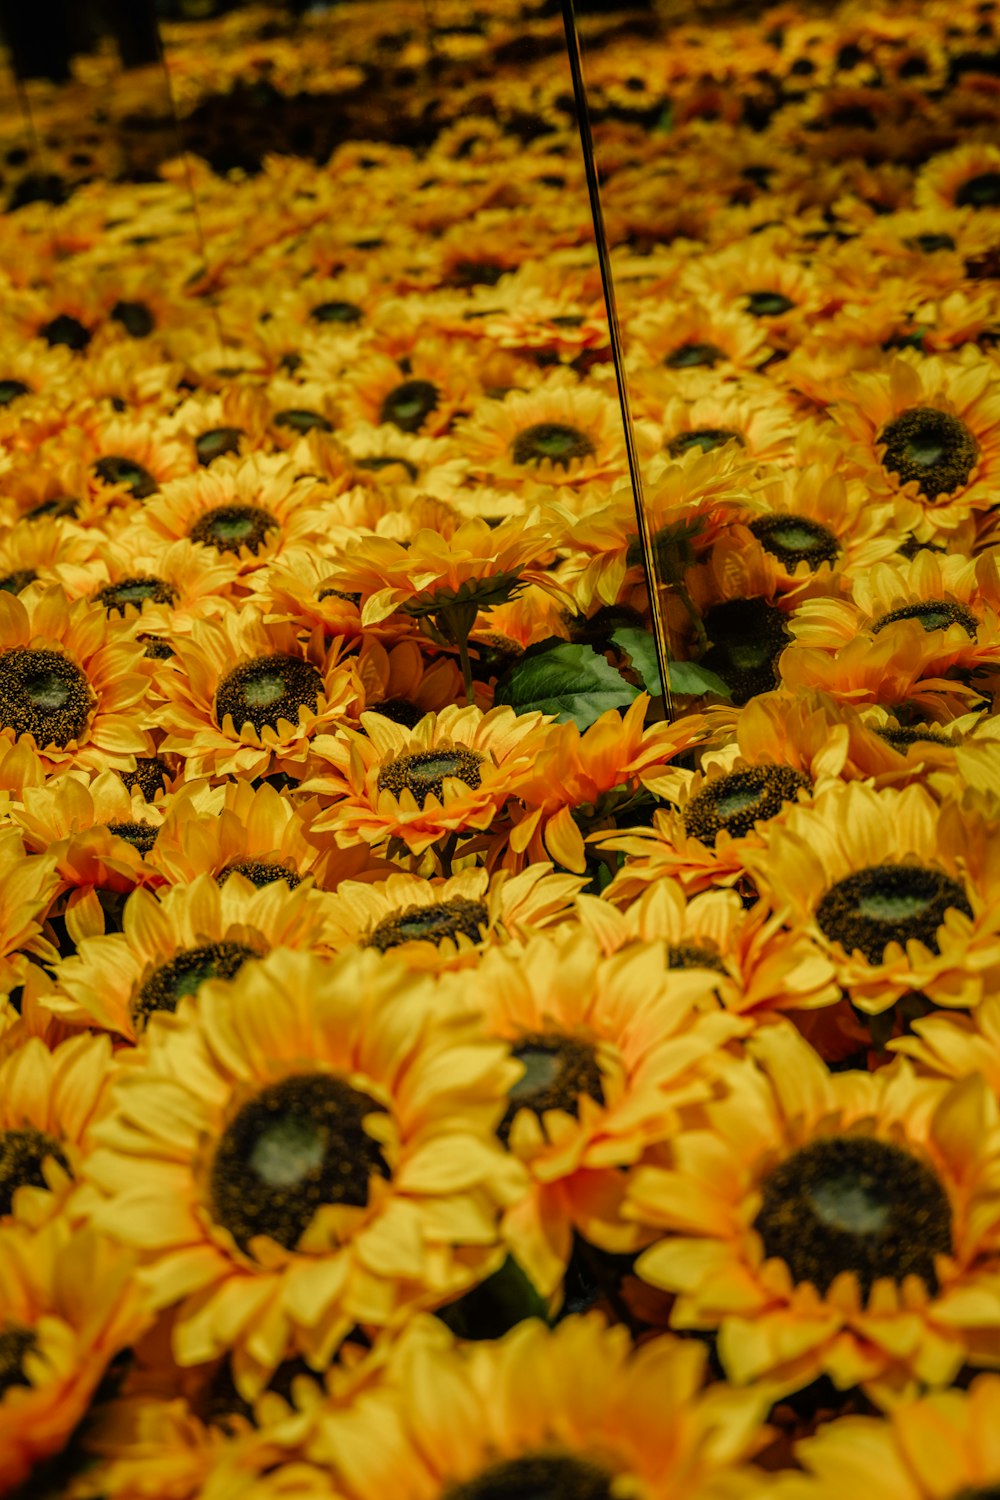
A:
[560,0,674,721]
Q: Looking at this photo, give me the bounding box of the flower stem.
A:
[436,602,479,703]
[673,580,709,657]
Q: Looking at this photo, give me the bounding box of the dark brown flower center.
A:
[111,300,156,338]
[754,1134,952,1299]
[749,514,840,571]
[189,504,279,555]
[132,940,262,1030]
[92,456,158,499]
[871,600,978,637]
[667,427,744,457]
[745,290,795,317]
[310,300,363,324]
[273,409,334,435]
[0,1127,70,1217]
[0,648,93,748]
[498,1031,605,1145]
[445,1455,614,1500]
[355,455,420,482]
[24,497,79,522]
[878,408,978,500]
[210,1073,389,1254]
[40,313,91,351]
[665,341,727,369]
[0,380,30,407]
[367,697,425,729]
[106,820,159,855]
[117,755,171,799]
[364,897,489,952]
[216,861,301,889]
[955,171,1000,208]
[195,427,245,466]
[511,423,596,469]
[684,766,812,842]
[0,1326,36,1397]
[667,941,728,974]
[376,747,485,808]
[874,725,952,751]
[95,575,178,615]
[215,654,325,735]
[816,863,973,964]
[701,598,791,705]
[0,569,38,595]
[379,380,440,433]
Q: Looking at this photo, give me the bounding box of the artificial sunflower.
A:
[324,863,584,969]
[304,705,550,858]
[455,379,630,493]
[149,779,329,892]
[741,780,1000,1018]
[39,871,331,1041]
[82,947,525,1395]
[442,931,743,1296]
[916,142,1000,212]
[629,1023,1000,1401]
[0,825,60,997]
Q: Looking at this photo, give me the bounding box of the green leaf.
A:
[435,1256,550,1339]
[668,659,733,701]
[611,626,663,695]
[494,641,639,730]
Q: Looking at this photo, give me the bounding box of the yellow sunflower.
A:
[335,342,482,437]
[916,143,1000,213]
[0,1217,149,1493]
[629,1023,1000,1401]
[82,947,525,1396]
[39,872,332,1041]
[349,637,472,724]
[777,622,983,721]
[157,608,360,782]
[892,991,1000,1100]
[441,931,744,1296]
[0,825,60,996]
[455,379,630,493]
[149,779,328,892]
[777,1374,1000,1500]
[324,863,584,969]
[304,705,550,858]
[0,1032,116,1229]
[627,295,771,378]
[830,353,1000,535]
[88,537,242,632]
[0,587,155,774]
[313,1313,772,1500]
[638,373,799,467]
[740,781,1000,1017]
[74,413,196,509]
[0,514,104,599]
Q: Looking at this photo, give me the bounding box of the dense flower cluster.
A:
[2,0,1000,1495]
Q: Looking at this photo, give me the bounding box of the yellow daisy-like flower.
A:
[0,825,60,996]
[0,1032,116,1229]
[0,587,154,773]
[314,1313,772,1500]
[740,781,1000,1016]
[916,142,1000,213]
[150,779,326,892]
[134,456,331,584]
[349,637,470,725]
[777,1374,1000,1500]
[82,947,525,1395]
[40,872,332,1041]
[88,536,242,632]
[0,1217,149,1493]
[830,354,1000,534]
[305,705,549,857]
[629,1024,1000,1401]
[74,413,196,509]
[640,373,799,467]
[0,514,104,599]
[508,695,710,874]
[157,608,359,782]
[324,863,584,969]
[627,295,771,377]
[455,380,629,492]
[333,342,482,437]
[324,512,565,628]
[442,931,743,1296]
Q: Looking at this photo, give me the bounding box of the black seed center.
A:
[376,747,485,808]
[117,755,171,799]
[0,380,30,407]
[273,409,334,435]
[367,697,425,729]
[754,1135,952,1299]
[216,860,301,889]
[0,569,38,595]
[665,341,726,369]
[189,504,279,555]
[355,455,420,482]
[498,1031,605,1145]
[749,514,840,571]
[872,600,978,637]
[701,598,791,706]
[667,427,744,457]
[955,171,1000,207]
[0,1326,36,1398]
[209,1073,389,1254]
[667,941,728,974]
[877,408,978,500]
[132,940,262,1030]
[445,1455,614,1500]
[874,725,952,751]
[95,575,178,615]
[215,654,324,735]
[92,456,158,500]
[111,300,156,338]
[196,427,245,466]
[39,313,91,351]
[379,380,440,433]
[364,897,489,952]
[684,765,812,842]
[816,863,973,964]
[510,422,596,469]
[310,301,363,324]
[0,1127,70,1217]
[0,648,93,748]
[106,820,159,855]
[745,290,795,317]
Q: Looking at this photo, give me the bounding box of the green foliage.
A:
[494,640,639,730]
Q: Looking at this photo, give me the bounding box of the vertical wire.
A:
[559,0,675,721]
